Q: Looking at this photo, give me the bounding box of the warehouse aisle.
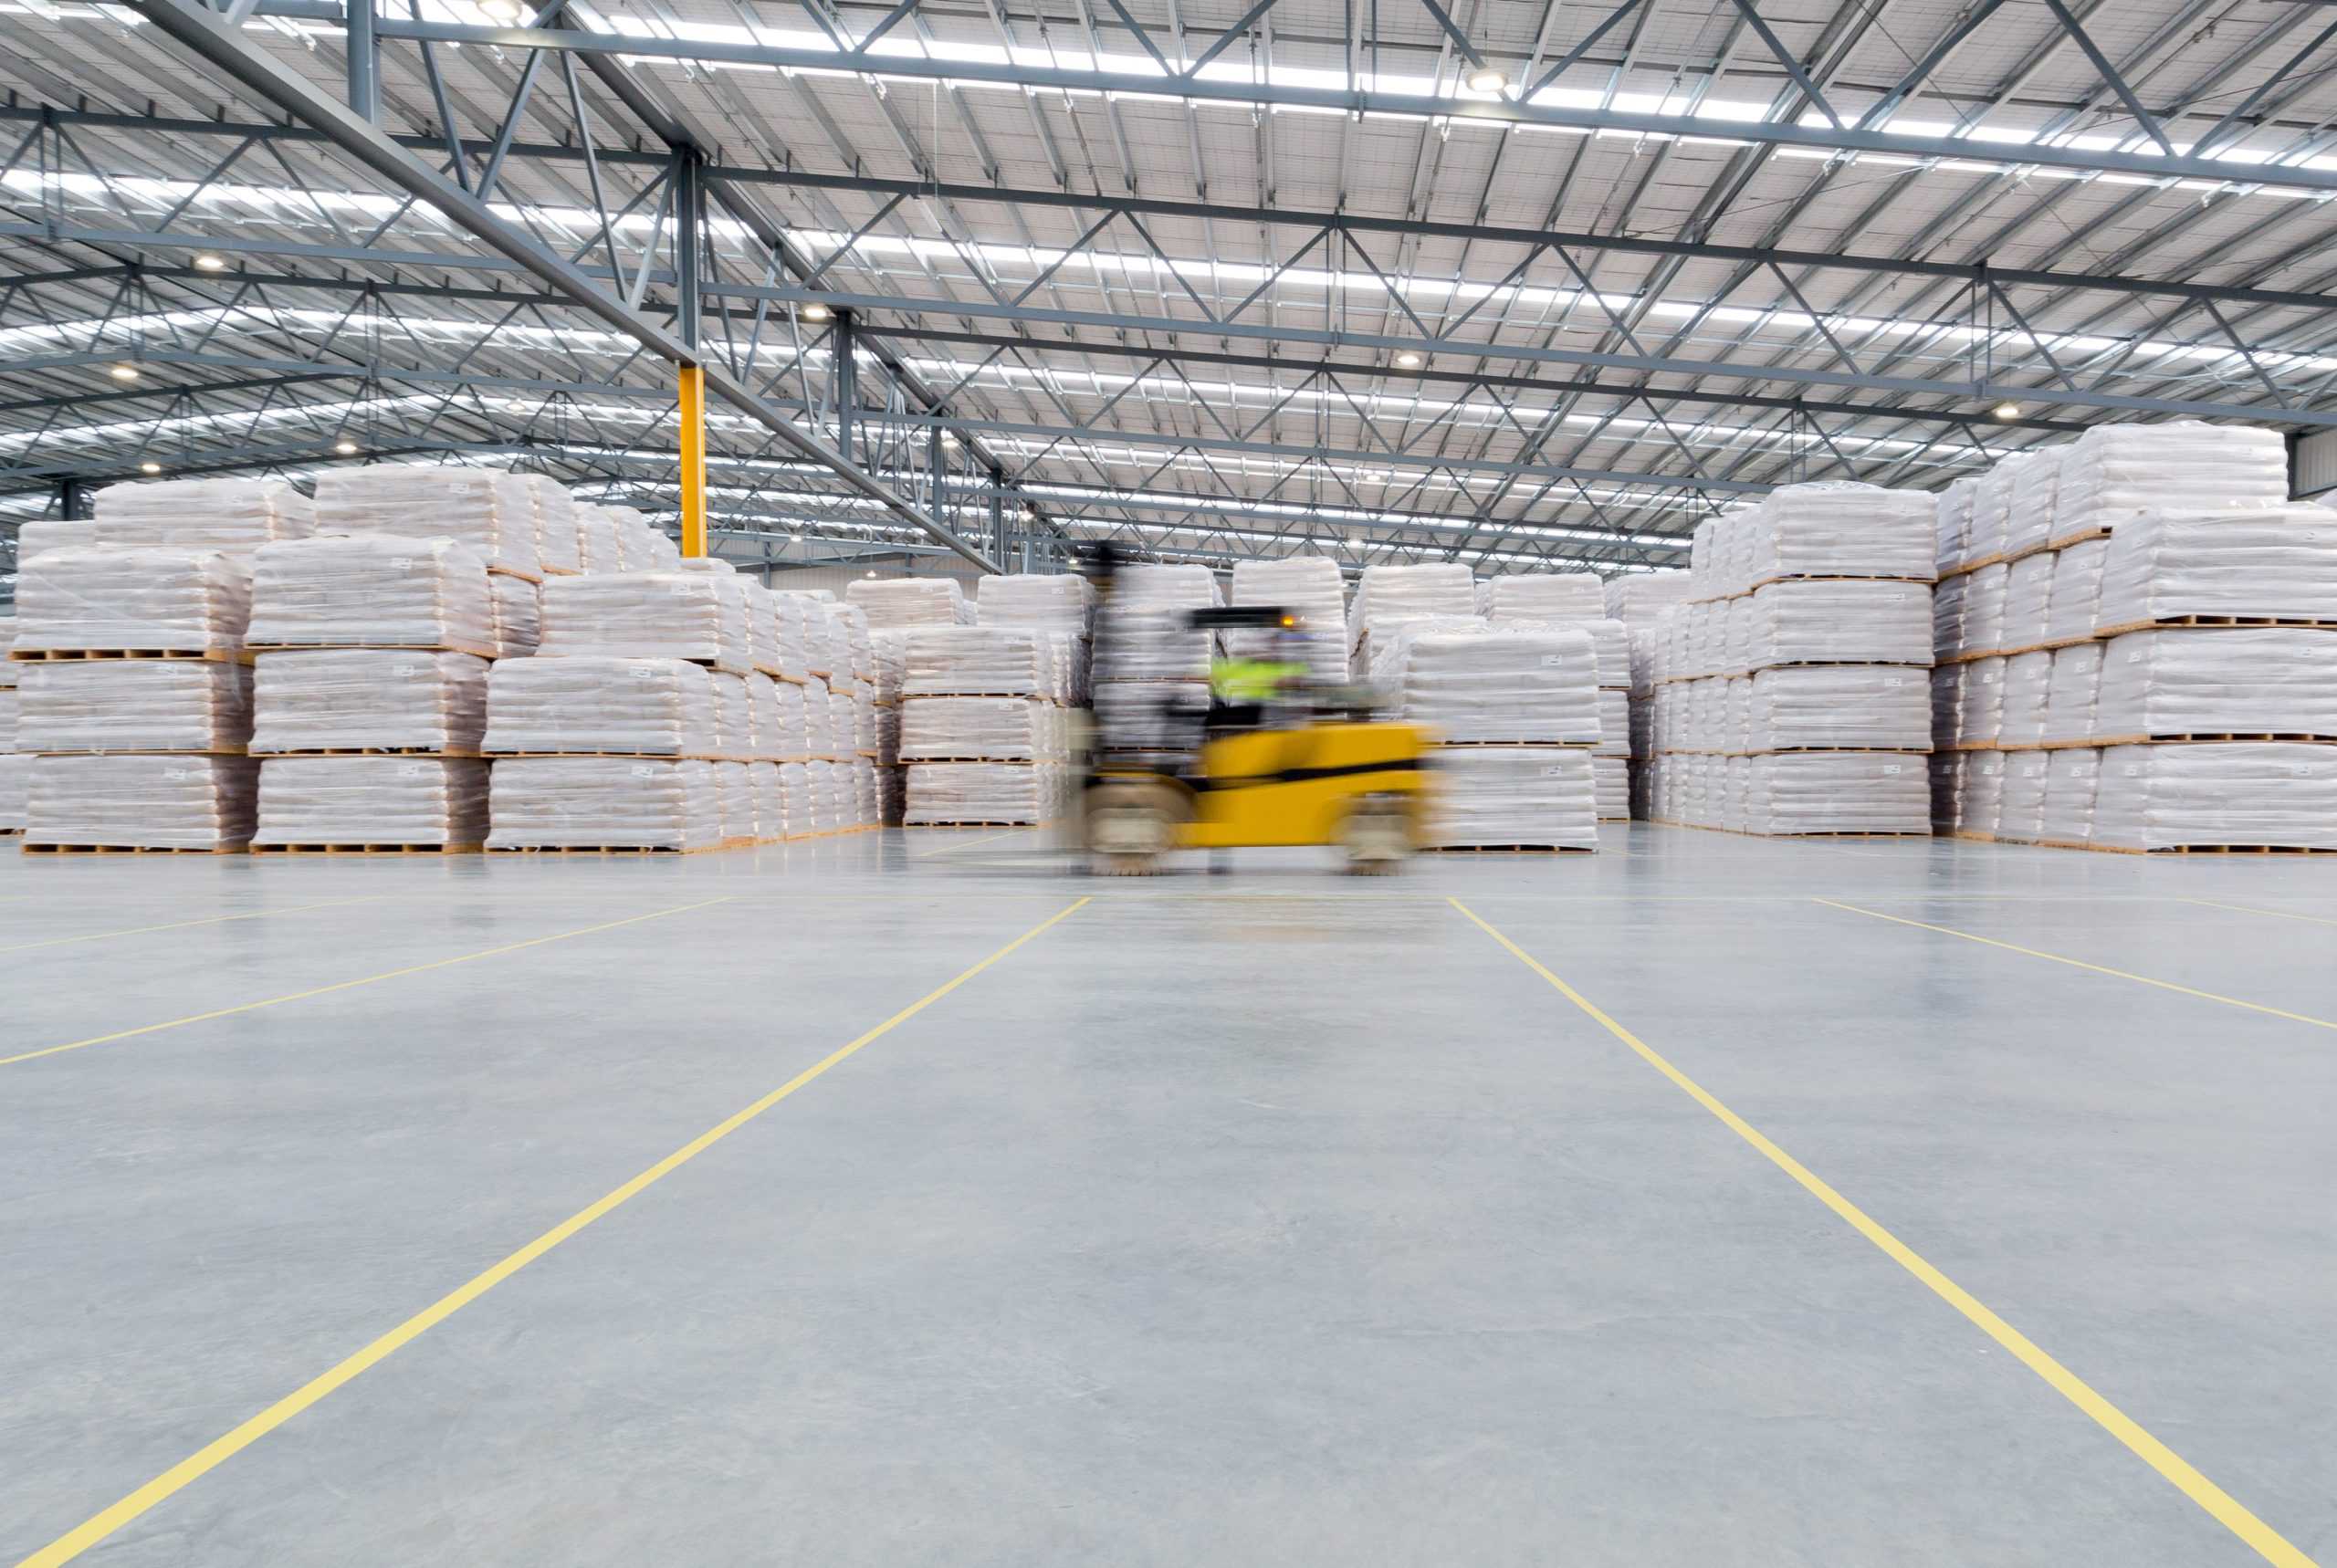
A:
[1,828,2330,1566]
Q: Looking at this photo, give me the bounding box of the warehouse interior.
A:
[3,0,2335,1563]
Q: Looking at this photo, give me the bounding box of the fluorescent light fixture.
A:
[1462,66,1507,94]
[1392,350,1424,370]
[1990,400,2020,420]
[800,301,833,321]
[139,460,162,474]
[192,253,228,272]
[109,362,140,382]
[334,437,360,455]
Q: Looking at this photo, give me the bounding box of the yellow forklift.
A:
[1077,549,1432,875]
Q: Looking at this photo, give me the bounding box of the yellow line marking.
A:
[1447,897,2315,1568]
[2180,897,2337,929]
[0,897,737,1070]
[0,895,392,955]
[1813,898,2337,1033]
[15,896,1088,1568]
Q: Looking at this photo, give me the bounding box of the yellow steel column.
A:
[677,364,708,559]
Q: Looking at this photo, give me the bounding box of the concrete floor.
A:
[1,825,2332,1566]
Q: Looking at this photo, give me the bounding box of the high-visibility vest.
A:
[1210,657,1305,704]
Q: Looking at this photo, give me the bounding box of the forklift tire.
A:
[1338,793,1415,874]
[1085,779,1180,876]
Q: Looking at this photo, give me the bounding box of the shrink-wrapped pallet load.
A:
[536,572,751,671]
[1432,748,1598,850]
[1747,666,1929,752]
[312,465,540,580]
[246,537,495,654]
[252,757,489,848]
[575,507,623,575]
[1998,651,2053,751]
[1095,605,1211,685]
[1606,570,1692,624]
[2039,748,2102,848]
[1995,750,2053,842]
[1230,555,1348,682]
[2040,643,2104,747]
[25,754,258,850]
[488,575,541,659]
[2093,507,2337,632]
[1954,563,2009,661]
[977,572,1094,632]
[902,760,1064,826]
[1746,580,1933,667]
[903,627,1056,698]
[1110,562,1221,612]
[898,697,1064,763]
[1484,572,1605,622]
[1748,752,1929,835]
[1934,477,1979,576]
[2092,743,2337,852]
[519,475,582,576]
[1349,562,1473,674]
[12,547,252,654]
[2003,448,2068,561]
[89,478,314,553]
[1968,452,2035,566]
[1385,623,1599,746]
[749,760,787,839]
[846,576,973,628]
[249,651,488,755]
[2092,628,2337,741]
[1999,551,2056,653]
[1954,656,2006,750]
[1744,482,1936,585]
[1592,756,1629,821]
[482,658,718,758]
[710,672,753,762]
[2043,538,2110,646]
[2048,423,2288,550]
[0,662,20,832]
[16,662,251,754]
[487,758,724,851]
[715,759,757,843]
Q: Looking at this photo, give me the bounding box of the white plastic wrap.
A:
[312,465,540,580]
[1955,655,2006,748]
[1928,754,1961,833]
[2043,538,2109,647]
[1934,478,1978,575]
[845,577,973,628]
[1999,551,2055,652]
[1954,563,2008,660]
[1595,689,1629,758]
[749,674,810,761]
[90,478,314,553]
[537,573,751,671]
[715,759,756,841]
[1745,482,1935,585]
[575,507,623,575]
[1748,665,1929,751]
[489,575,541,659]
[2093,628,2337,740]
[710,671,753,761]
[2094,742,2337,851]
[2003,448,2068,560]
[1429,747,1598,849]
[821,606,860,696]
[1351,562,1473,653]
[977,573,1095,632]
[1960,751,2006,836]
[16,662,252,754]
[2049,423,2289,549]
[801,675,833,760]
[826,689,856,760]
[13,546,252,653]
[749,760,786,839]
[2041,643,2105,747]
[1594,755,1629,821]
[487,757,723,850]
[0,752,22,832]
[252,757,488,846]
[2094,507,2337,632]
[899,697,1063,762]
[1110,562,1221,611]
[1931,666,1963,751]
[2040,748,2101,846]
[1997,650,2053,750]
[605,505,679,571]
[1387,623,1600,745]
[1968,452,2036,564]
[1747,580,1933,667]
[1605,570,1692,624]
[762,591,812,684]
[1095,605,1212,685]
[26,754,258,848]
[902,626,1056,698]
[247,537,493,653]
[518,476,582,575]
[1995,750,2052,841]
[1483,573,1605,621]
[482,657,718,757]
[903,760,1064,824]
[13,518,86,563]
[868,630,908,705]
[807,759,842,831]
[1932,571,1966,663]
[1745,751,1929,834]
[249,651,487,755]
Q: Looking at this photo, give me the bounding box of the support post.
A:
[833,311,855,465]
[990,469,1006,568]
[677,365,708,559]
[346,0,377,122]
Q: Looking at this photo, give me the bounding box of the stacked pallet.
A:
[1347,562,1474,680]
[8,479,308,850]
[845,575,975,629]
[1228,555,1347,682]
[0,658,19,834]
[977,571,1095,635]
[1607,569,1692,820]
[899,626,1074,826]
[868,626,908,824]
[1483,572,1632,820]
[1644,482,1935,835]
[1934,438,2337,851]
[485,566,766,852]
[1378,620,1600,851]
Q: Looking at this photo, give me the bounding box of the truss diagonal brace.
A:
[125,0,996,571]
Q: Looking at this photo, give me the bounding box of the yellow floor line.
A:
[0,897,737,1071]
[1447,897,2314,1568]
[0,894,392,956]
[1813,898,2337,1033]
[14,895,1088,1568]
[2179,896,2337,929]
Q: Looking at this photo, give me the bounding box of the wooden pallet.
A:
[899,756,1043,765]
[2095,615,2337,637]
[487,564,545,585]
[1748,571,1935,591]
[2090,732,2337,747]
[1935,551,2006,582]
[1425,843,1597,853]
[33,746,249,758]
[486,842,718,855]
[905,820,1045,829]
[2046,526,2112,551]
[8,646,251,665]
[2144,842,2337,855]
[22,841,245,854]
[249,842,483,855]
[1767,830,1934,840]
[246,641,499,661]
[249,747,484,758]
[486,750,718,760]
[1433,739,1599,748]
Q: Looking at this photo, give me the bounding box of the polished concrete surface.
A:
[2,826,2332,1566]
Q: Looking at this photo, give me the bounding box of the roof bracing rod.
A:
[121,0,996,571]
[347,15,2337,197]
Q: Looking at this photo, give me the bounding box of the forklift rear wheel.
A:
[1338,793,1414,874]
[1085,779,1179,876]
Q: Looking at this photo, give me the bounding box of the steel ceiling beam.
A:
[119,0,998,572]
